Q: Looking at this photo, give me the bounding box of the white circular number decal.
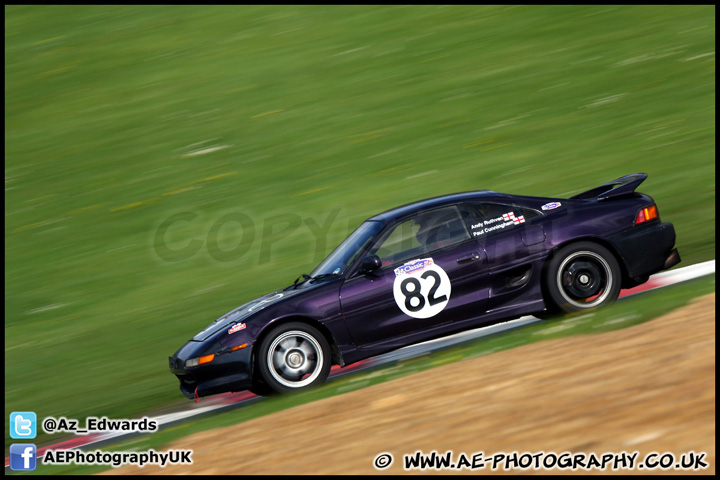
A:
[392,258,451,319]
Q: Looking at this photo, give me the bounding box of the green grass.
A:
[19,273,715,475]
[4,5,715,453]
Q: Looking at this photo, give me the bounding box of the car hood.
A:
[190,285,308,341]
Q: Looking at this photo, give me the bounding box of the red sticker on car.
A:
[228,323,246,334]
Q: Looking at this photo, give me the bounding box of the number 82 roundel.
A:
[392,258,451,319]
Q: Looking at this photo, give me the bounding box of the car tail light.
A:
[635,205,659,225]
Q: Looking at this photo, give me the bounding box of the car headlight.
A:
[185,354,214,367]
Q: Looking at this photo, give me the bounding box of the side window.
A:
[460,203,541,238]
[370,206,470,266]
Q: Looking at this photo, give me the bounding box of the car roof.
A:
[368,190,502,223]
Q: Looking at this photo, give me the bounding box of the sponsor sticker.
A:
[393,258,451,319]
[228,323,246,334]
[542,202,562,211]
[394,258,434,277]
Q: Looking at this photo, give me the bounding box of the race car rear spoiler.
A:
[570,173,648,201]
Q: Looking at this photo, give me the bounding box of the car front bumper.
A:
[169,344,253,399]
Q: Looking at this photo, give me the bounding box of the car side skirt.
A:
[338,298,545,366]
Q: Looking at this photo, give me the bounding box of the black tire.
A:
[255,322,332,394]
[544,241,622,314]
[248,379,276,397]
[533,310,556,320]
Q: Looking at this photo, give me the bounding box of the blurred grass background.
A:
[5,5,715,447]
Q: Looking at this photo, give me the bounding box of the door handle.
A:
[456,252,480,264]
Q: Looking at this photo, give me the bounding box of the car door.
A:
[339,205,489,347]
[457,202,547,309]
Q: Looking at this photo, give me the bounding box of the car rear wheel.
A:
[256,322,331,394]
[544,241,622,314]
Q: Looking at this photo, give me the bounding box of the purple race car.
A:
[169,173,680,398]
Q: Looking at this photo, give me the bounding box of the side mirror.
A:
[359,254,382,274]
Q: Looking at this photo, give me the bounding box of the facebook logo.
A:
[10,444,37,471]
[10,411,37,439]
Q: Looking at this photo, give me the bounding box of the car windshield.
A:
[311,220,384,277]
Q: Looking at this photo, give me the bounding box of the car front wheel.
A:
[544,241,622,314]
[256,322,331,394]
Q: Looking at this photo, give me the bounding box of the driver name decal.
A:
[471,211,525,236]
[393,258,451,319]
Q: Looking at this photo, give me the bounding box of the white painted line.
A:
[652,260,715,284]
